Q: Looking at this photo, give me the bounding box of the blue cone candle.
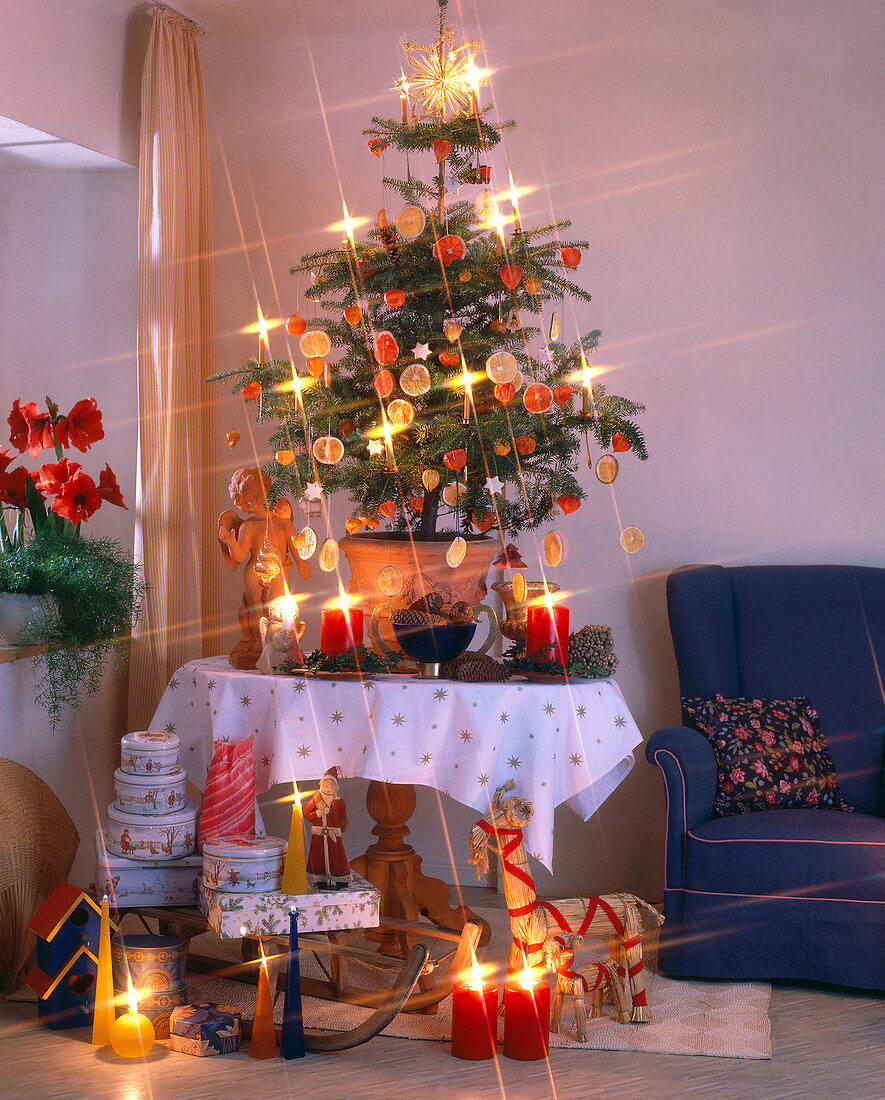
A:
[281,907,305,1059]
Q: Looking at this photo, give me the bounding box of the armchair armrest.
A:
[645,726,717,889]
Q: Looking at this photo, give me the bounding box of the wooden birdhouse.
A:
[23,883,117,1029]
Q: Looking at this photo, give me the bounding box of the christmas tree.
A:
[212,0,647,552]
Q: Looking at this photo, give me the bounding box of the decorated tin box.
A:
[111,934,184,991]
[106,801,198,861]
[169,1003,241,1057]
[199,872,381,939]
[120,730,181,776]
[113,767,187,816]
[201,834,287,894]
[94,829,202,907]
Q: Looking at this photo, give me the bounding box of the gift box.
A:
[199,872,380,938]
[170,1003,241,1056]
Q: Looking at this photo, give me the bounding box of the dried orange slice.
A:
[313,435,344,464]
[299,329,331,358]
[442,480,467,506]
[619,526,645,554]
[595,454,619,484]
[486,350,519,384]
[319,537,340,572]
[378,565,404,596]
[395,205,426,239]
[298,527,317,560]
[512,571,527,603]
[543,530,566,567]
[446,536,467,568]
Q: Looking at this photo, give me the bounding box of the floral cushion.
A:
[681,694,851,817]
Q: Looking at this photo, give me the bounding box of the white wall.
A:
[200,0,884,900]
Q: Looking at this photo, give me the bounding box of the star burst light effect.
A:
[402,25,483,120]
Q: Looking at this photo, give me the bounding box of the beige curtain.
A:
[128,4,222,731]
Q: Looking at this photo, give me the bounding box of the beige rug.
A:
[188,907,771,1060]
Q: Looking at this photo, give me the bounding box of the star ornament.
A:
[305,480,323,501]
[412,342,431,361]
[367,439,385,456]
[402,26,482,120]
[485,475,503,495]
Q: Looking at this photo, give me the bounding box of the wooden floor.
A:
[2,980,882,1099]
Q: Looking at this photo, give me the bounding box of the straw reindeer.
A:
[468,781,663,1024]
[547,933,630,1040]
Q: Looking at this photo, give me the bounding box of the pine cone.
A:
[379,225,401,266]
[567,624,618,675]
[442,652,512,682]
[392,608,447,628]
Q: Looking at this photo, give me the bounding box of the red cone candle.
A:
[525,603,569,667]
[451,975,498,1060]
[502,972,550,1061]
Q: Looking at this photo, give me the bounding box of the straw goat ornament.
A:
[468,781,663,1025]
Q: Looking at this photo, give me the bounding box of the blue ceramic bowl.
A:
[392,620,477,665]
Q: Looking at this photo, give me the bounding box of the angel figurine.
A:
[256,605,307,675]
[218,467,312,669]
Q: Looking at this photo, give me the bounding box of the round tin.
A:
[113,767,187,815]
[202,834,287,894]
[111,934,185,991]
[106,801,199,861]
[120,730,181,776]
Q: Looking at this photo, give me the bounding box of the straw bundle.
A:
[0,759,79,989]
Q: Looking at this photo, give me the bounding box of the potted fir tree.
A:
[211,1,647,626]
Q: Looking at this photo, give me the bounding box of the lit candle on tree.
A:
[109,979,155,1059]
[580,349,593,418]
[495,207,505,257]
[461,356,474,422]
[258,310,268,364]
[508,170,522,234]
[400,75,410,125]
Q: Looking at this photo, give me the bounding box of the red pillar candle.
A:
[451,977,499,1060]
[502,974,551,1061]
[525,604,569,667]
[320,607,364,657]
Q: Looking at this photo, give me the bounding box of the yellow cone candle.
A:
[109,981,155,1058]
[91,895,115,1045]
[281,781,308,895]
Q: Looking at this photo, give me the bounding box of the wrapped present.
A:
[199,872,380,938]
[170,1003,241,1056]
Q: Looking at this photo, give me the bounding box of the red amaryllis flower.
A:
[97,464,127,509]
[35,457,83,496]
[0,466,34,509]
[8,400,41,453]
[51,470,101,523]
[0,448,15,476]
[59,398,104,452]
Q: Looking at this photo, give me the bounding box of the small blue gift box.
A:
[169,1002,241,1056]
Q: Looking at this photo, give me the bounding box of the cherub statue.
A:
[218,467,312,669]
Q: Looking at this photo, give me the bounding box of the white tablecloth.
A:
[150,657,642,871]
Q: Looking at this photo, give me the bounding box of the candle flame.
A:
[239,925,248,937]
[126,977,139,1017]
[342,202,356,249]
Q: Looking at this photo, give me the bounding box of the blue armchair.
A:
[646,564,885,989]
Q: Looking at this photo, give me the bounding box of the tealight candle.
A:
[109,982,155,1058]
[320,605,364,657]
[451,973,498,1060]
[525,603,569,667]
[502,971,550,1061]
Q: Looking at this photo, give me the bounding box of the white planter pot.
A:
[0,592,57,645]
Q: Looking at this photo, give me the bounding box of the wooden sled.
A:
[130,905,480,1047]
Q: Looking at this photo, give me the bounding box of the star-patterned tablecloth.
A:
[150,656,642,871]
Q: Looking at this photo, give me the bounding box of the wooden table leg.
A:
[351,781,490,955]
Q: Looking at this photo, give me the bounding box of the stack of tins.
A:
[95,732,201,907]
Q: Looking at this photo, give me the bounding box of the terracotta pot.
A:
[340,533,498,653]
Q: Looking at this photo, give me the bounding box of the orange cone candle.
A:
[250,948,278,1059]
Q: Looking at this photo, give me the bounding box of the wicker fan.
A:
[0,759,79,989]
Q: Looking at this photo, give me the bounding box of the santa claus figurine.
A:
[304,767,352,889]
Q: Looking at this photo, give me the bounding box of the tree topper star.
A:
[412,342,431,361]
[485,475,503,495]
[401,25,484,120]
[304,480,323,501]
